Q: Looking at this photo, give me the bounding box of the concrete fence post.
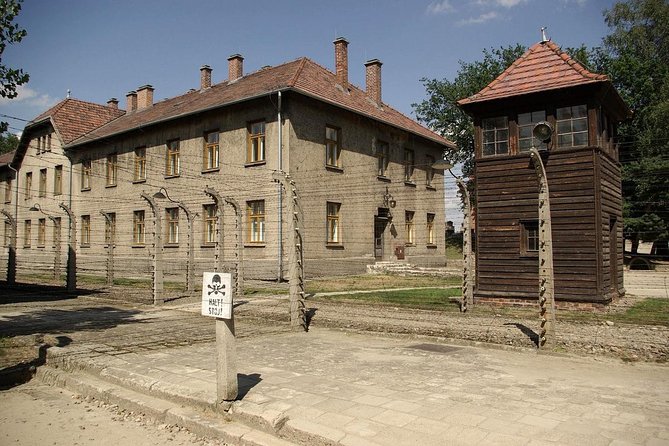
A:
[59,202,77,293]
[140,193,163,305]
[100,211,115,286]
[272,170,307,331]
[0,209,17,285]
[529,148,557,349]
[455,179,474,312]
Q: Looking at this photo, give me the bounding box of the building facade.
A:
[1,39,454,287]
[459,39,630,305]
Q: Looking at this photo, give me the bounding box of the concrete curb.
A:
[35,366,298,446]
[43,347,341,446]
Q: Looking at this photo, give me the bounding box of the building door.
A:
[374,217,385,260]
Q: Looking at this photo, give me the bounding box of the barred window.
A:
[326,202,341,244]
[166,207,179,244]
[133,211,145,245]
[247,200,265,243]
[247,121,265,163]
[203,204,217,245]
[166,140,180,176]
[203,132,220,170]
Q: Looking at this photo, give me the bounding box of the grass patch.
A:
[316,287,462,311]
[445,245,463,261]
[613,299,669,326]
[243,286,289,296]
[306,274,461,294]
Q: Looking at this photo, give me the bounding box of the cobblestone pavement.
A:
[1,290,668,445]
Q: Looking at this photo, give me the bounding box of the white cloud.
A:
[426,0,454,15]
[561,0,587,5]
[0,85,57,108]
[458,11,499,25]
[474,0,527,7]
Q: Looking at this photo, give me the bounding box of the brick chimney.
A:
[126,91,137,112]
[107,98,119,109]
[333,37,349,88]
[137,85,154,109]
[364,59,383,105]
[200,65,212,89]
[228,54,244,82]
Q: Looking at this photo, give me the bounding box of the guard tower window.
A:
[482,116,508,156]
[518,110,547,152]
[556,105,588,148]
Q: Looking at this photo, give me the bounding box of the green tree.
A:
[412,45,526,176]
[0,131,18,154]
[599,0,669,253]
[1,0,29,133]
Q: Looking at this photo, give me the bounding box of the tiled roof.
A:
[0,150,15,167]
[32,98,125,144]
[68,58,455,149]
[458,40,609,106]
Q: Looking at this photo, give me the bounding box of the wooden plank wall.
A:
[475,148,608,302]
[597,152,625,298]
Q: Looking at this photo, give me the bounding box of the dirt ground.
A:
[0,381,229,446]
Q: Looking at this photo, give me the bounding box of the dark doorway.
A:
[374,214,387,260]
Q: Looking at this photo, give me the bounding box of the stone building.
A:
[1,39,455,286]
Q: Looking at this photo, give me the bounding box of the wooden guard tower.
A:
[458,39,631,306]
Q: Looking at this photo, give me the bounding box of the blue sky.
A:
[1,0,618,136]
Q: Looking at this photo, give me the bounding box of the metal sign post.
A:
[201,272,237,403]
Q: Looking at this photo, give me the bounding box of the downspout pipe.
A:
[277,90,283,282]
[7,163,18,226]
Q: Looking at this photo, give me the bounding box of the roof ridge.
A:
[288,57,309,87]
[459,40,610,106]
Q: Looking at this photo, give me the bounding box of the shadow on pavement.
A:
[504,322,539,347]
[0,282,104,304]
[237,373,262,399]
[0,306,144,337]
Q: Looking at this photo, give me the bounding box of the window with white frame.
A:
[482,116,509,156]
[326,201,341,244]
[134,147,147,181]
[133,210,145,245]
[104,212,116,245]
[37,218,46,247]
[165,207,179,244]
[166,140,180,176]
[39,168,47,197]
[23,220,31,247]
[203,131,220,170]
[557,105,588,148]
[54,165,63,195]
[203,204,217,245]
[247,200,265,243]
[81,215,91,247]
[377,140,389,177]
[404,149,415,182]
[81,160,91,190]
[427,213,435,245]
[25,172,32,199]
[106,153,118,186]
[247,121,265,163]
[405,211,415,245]
[518,110,547,152]
[326,126,341,168]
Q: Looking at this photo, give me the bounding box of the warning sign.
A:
[201,272,233,319]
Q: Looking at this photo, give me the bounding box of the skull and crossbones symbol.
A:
[207,274,226,295]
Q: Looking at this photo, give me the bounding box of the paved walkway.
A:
[39,312,669,446]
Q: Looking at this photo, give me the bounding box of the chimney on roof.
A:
[364,59,383,105]
[107,98,119,109]
[200,65,212,89]
[126,91,137,112]
[333,37,349,89]
[137,85,154,109]
[228,54,244,82]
